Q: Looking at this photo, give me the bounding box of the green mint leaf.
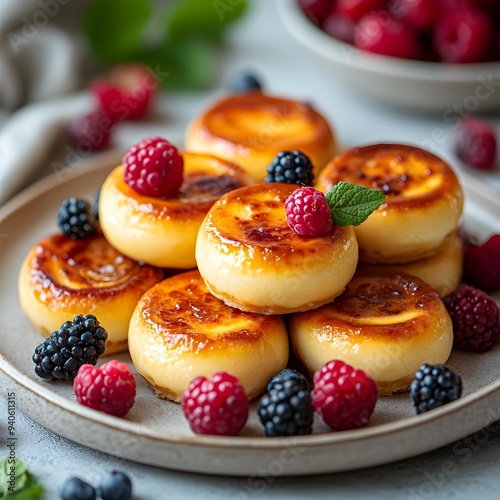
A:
[167,0,247,42]
[324,181,386,226]
[0,459,42,499]
[84,0,151,62]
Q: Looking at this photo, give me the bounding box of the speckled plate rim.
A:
[1,150,500,474]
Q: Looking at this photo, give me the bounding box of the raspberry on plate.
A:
[455,116,497,170]
[389,0,439,32]
[33,314,108,381]
[123,136,184,197]
[181,372,248,436]
[264,150,315,186]
[299,0,332,25]
[410,363,462,414]
[74,360,136,417]
[91,64,155,122]
[312,359,377,431]
[443,284,500,353]
[68,109,115,153]
[433,9,493,63]
[335,0,386,21]
[463,234,500,292]
[285,186,332,237]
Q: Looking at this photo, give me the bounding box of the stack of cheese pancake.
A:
[19,89,464,400]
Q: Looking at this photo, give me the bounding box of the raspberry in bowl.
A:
[276,0,500,111]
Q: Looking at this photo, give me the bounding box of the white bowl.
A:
[275,0,500,113]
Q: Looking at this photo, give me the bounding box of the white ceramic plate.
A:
[275,0,500,112]
[1,150,500,476]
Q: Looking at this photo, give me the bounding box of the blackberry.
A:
[99,471,132,500]
[410,363,462,414]
[33,314,108,381]
[258,383,313,436]
[263,151,314,186]
[58,197,98,240]
[94,188,101,221]
[267,368,309,393]
[61,477,96,500]
[228,72,262,92]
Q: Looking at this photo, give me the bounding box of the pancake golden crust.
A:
[99,152,253,269]
[196,183,358,314]
[290,267,453,395]
[128,270,289,402]
[186,92,336,182]
[316,144,464,264]
[18,234,164,353]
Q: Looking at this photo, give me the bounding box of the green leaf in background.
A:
[84,0,151,62]
[0,458,42,499]
[167,0,248,42]
[325,182,387,226]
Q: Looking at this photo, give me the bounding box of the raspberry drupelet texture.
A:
[123,136,183,197]
[312,359,377,431]
[463,234,500,292]
[285,186,332,237]
[58,198,98,240]
[443,284,500,353]
[264,150,315,186]
[410,363,462,414]
[32,314,107,381]
[181,372,248,436]
[74,360,136,417]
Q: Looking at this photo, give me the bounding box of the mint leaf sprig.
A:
[0,458,43,499]
[324,181,386,226]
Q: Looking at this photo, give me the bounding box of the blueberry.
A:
[60,477,96,500]
[228,72,262,92]
[99,471,132,500]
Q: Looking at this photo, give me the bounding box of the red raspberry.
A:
[455,116,497,170]
[123,136,184,197]
[181,372,248,436]
[323,12,356,44]
[91,64,156,122]
[299,0,332,25]
[335,0,386,21]
[68,109,115,152]
[354,12,421,59]
[463,235,500,292]
[390,0,439,32]
[433,9,493,63]
[312,360,377,431]
[74,360,136,417]
[443,285,500,352]
[285,187,332,237]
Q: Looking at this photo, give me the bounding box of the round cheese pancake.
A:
[99,152,253,269]
[185,91,336,182]
[128,270,289,402]
[316,144,463,264]
[18,234,163,353]
[289,267,453,395]
[195,183,358,315]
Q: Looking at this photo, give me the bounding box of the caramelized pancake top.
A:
[317,144,463,210]
[199,92,334,152]
[106,152,253,220]
[136,270,283,353]
[295,267,447,342]
[203,183,355,266]
[27,234,163,306]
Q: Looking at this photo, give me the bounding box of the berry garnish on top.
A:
[32,314,108,381]
[264,150,314,186]
[455,116,497,170]
[74,359,136,417]
[68,109,115,153]
[181,372,248,436]
[312,359,377,431]
[410,363,462,414]
[58,198,98,240]
[258,381,313,437]
[227,72,262,92]
[267,368,309,393]
[123,136,184,197]
[99,471,133,500]
[463,234,500,292]
[443,284,500,353]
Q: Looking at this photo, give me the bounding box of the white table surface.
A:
[1,1,500,499]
